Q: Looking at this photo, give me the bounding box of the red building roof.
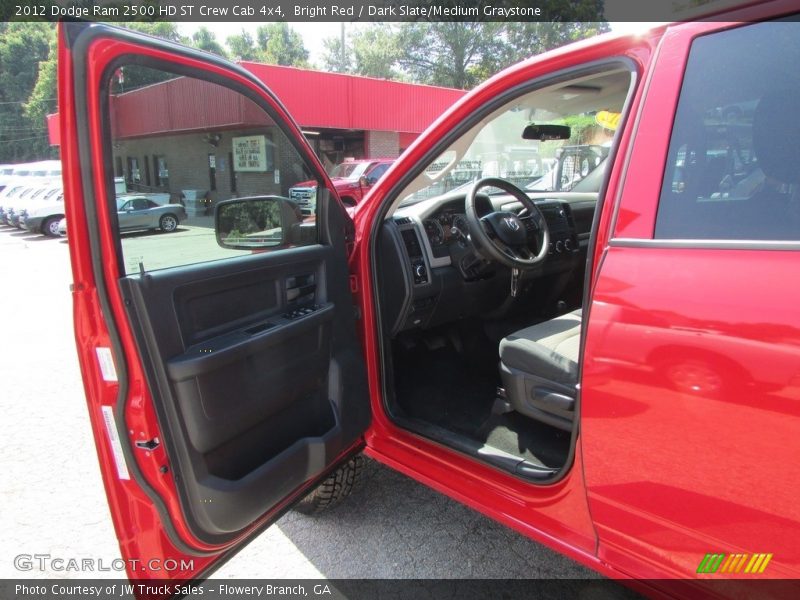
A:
[240,62,465,134]
[48,63,465,145]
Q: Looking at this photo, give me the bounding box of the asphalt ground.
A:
[0,223,631,595]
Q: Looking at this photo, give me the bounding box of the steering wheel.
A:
[464,177,550,269]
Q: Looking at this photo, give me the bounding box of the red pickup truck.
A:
[289,158,393,213]
[58,2,800,596]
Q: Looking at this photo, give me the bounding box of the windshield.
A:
[329,162,371,180]
[398,68,630,206]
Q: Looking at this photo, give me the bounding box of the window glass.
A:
[368,162,390,182]
[107,66,318,273]
[655,19,800,241]
[397,68,630,206]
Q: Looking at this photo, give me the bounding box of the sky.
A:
[177,21,662,69]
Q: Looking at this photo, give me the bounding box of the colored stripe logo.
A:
[697,553,772,574]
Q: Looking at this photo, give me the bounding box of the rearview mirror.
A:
[522,124,571,141]
[215,196,303,249]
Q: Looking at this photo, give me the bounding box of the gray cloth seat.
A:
[498,309,582,431]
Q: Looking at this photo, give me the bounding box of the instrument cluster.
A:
[422,211,469,246]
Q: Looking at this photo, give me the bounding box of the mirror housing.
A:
[215,196,303,249]
[522,124,571,142]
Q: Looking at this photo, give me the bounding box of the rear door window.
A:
[655,18,800,241]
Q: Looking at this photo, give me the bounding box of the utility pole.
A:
[340,22,346,71]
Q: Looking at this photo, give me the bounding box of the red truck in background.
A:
[289,158,393,214]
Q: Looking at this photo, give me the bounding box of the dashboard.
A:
[377,189,597,335]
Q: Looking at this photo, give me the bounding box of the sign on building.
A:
[233,135,269,172]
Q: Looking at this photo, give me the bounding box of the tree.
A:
[226,30,259,61]
[501,22,609,66]
[321,35,350,73]
[321,1,607,88]
[321,25,408,80]
[23,25,58,157]
[0,22,55,162]
[255,23,309,67]
[398,22,507,89]
[119,21,187,44]
[191,26,227,58]
[351,25,402,80]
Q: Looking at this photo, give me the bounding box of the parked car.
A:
[115,196,186,233]
[0,164,15,194]
[4,185,52,228]
[0,184,29,225]
[18,186,65,237]
[289,158,394,214]
[58,6,800,595]
[56,196,186,238]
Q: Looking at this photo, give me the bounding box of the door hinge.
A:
[349,274,359,293]
[135,438,160,451]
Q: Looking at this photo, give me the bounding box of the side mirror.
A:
[522,124,571,141]
[359,175,370,188]
[215,196,302,249]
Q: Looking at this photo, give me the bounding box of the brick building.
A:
[48,62,464,206]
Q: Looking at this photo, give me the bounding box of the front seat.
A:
[499,309,581,431]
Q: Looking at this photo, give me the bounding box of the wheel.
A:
[340,196,357,208]
[42,216,62,238]
[464,177,550,270]
[293,454,363,515]
[159,213,179,232]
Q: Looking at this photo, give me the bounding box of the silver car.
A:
[116,196,186,233]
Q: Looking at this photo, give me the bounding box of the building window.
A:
[154,156,168,187]
[228,151,237,193]
[126,157,140,184]
[208,153,217,192]
[114,156,123,178]
[143,155,151,187]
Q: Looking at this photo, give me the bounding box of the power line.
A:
[0,134,51,143]
[0,98,57,105]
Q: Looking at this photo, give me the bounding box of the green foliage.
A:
[352,25,403,80]
[226,29,259,61]
[23,25,58,149]
[560,114,601,145]
[117,21,187,43]
[321,11,607,89]
[227,26,311,67]
[399,22,507,89]
[0,21,55,162]
[322,35,350,73]
[256,23,309,67]
[191,26,227,58]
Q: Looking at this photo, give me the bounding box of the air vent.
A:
[394,216,412,225]
[400,228,423,259]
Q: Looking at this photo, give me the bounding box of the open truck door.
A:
[58,22,371,581]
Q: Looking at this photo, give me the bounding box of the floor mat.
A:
[393,345,497,437]
[478,412,570,468]
[393,340,569,469]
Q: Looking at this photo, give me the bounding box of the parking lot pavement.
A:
[0,224,616,587]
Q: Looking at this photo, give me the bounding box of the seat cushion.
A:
[499,309,582,385]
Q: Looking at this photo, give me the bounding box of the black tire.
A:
[159,213,179,233]
[293,454,364,515]
[42,216,62,238]
[340,197,357,208]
